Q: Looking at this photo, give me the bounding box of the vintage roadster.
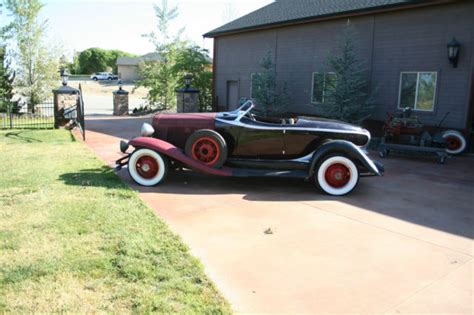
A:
[116,101,384,196]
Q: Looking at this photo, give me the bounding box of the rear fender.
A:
[128,137,232,177]
[309,140,383,177]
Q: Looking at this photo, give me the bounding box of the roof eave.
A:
[203,0,456,38]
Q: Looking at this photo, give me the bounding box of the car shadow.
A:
[119,158,474,240]
[59,166,126,189]
[58,154,474,240]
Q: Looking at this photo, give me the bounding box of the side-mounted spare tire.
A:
[185,129,227,169]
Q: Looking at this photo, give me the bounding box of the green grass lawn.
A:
[0,130,231,313]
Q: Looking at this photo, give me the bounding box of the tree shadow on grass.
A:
[5,131,43,143]
[58,166,125,189]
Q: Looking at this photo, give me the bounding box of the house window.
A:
[398,72,437,111]
[311,72,336,104]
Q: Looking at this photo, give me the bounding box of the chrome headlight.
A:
[141,123,155,137]
[120,140,129,153]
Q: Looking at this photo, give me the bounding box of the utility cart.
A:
[377,108,466,164]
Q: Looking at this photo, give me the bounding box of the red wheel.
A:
[324,163,351,188]
[136,155,159,179]
[191,136,221,166]
[185,129,227,168]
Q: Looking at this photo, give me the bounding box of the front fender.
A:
[309,140,383,177]
[127,137,232,177]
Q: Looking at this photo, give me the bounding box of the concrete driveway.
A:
[84,116,473,314]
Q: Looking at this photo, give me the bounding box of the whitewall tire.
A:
[128,149,167,186]
[442,130,466,155]
[316,156,359,196]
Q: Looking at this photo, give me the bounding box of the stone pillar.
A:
[113,87,129,116]
[53,85,79,128]
[176,87,200,113]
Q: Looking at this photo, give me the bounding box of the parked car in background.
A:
[90,72,118,81]
[116,100,384,196]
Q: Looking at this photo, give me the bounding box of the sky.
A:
[1,0,273,59]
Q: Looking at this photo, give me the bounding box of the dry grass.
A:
[69,80,149,99]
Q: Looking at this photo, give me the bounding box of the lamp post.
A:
[447,37,461,68]
[184,74,192,89]
[60,68,70,86]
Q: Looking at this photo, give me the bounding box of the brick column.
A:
[176,87,200,113]
[53,85,79,128]
[113,87,129,116]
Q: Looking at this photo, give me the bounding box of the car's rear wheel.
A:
[442,130,466,155]
[128,149,168,186]
[185,129,227,168]
[315,155,359,196]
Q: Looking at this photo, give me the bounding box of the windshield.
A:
[217,100,255,121]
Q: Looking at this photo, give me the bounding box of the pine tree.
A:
[321,23,375,124]
[252,51,288,116]
[0,46,16,113]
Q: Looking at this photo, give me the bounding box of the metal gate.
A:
[63,84,85,140]
[1,84,86,141]
[76,84,86,141]
[0,100,55,129]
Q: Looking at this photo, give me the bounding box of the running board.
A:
[232,169,308,179]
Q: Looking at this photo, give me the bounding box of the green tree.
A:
[0,45,16,112]
[136,0,182,110]
[137,42,179,110]
[77,48,108,74]
[252,51,289,116]
[76,48,135,74]
[173,45,213,111]
[3,0,59,112]
[320,23,375,124]
[137,0,214,111]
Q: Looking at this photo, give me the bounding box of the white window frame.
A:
[311,72,336,104]
[398,71,437,112]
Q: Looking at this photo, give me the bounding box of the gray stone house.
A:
[116,52,161,82]
[204,0,474,142]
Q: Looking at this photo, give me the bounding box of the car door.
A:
[284,128,321,158]
[231,117,285,158]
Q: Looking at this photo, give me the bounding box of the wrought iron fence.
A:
[0,100,55,129]
[77,84,85,140]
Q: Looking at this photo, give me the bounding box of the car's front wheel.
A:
[128,149,168,186]
[315,155,359,196]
